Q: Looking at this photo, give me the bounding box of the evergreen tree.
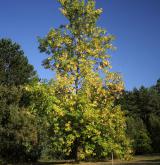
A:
[0,38,37,86]
[120,80,160,154]
[0,85,40,163]
[0,39,39,163]
[126,117,152,154]
[154,79,160,94]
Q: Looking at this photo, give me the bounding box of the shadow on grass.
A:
[138,159,160,163]
[35,160,76,165]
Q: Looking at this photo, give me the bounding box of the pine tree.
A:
[0,38,37,86]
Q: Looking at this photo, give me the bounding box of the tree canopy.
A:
[0,38,36,86]
[120,81,160,154]
[38,0,131,161]
[0,39,40,163]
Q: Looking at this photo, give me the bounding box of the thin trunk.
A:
[75,146,80,162]
[75,61,80,94]
[74,139,80,162]
[70,138,80,162]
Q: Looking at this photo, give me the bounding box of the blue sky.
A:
[0,0,160,90]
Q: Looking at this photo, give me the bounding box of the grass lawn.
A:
[1,154,160,165]
[38,154,160,165]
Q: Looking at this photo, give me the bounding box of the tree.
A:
[153,79,160,94]
[0,38,37,86]
[0,39,40,163]
[0,85,40,163]
[149,114,160,153]
[120,81,160,154]
[126,117,152,154]
[38,0,131,161]
[24,81,65,160]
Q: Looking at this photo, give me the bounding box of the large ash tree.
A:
[39,0,131,161]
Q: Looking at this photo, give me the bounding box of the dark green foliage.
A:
[120,79,160,154]
[0,85,41,163]
[154,79,160,94]
[0,39,40,163]
[0,38,37,86]
[149,114,160,153]
[126,117,152,154]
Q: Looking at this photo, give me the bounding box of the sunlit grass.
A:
[37,154,160,165]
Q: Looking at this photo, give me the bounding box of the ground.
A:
[1,154,160,165]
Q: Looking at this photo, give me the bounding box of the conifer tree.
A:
[39,0,131,160]
[0,38,36,86]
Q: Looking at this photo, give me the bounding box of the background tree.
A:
[39,0,131,161]
[120,80,160,154]
[126,117,152,154]
[0,85,40,163]
[0,39,40,163]
[0,38,37,86]
[153,79,160,94]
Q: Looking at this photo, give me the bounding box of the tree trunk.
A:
[70,138,80,162]
[75,145,80,162]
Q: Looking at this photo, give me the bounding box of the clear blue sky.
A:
[0,0,160,90]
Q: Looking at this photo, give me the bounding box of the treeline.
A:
[120,81,160,154]
[0,38,160,164]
